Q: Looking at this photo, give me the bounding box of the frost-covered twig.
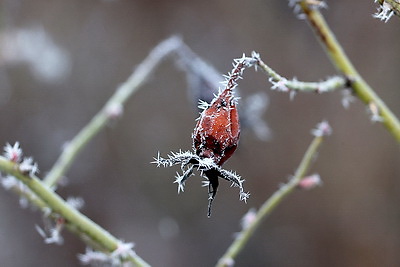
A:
[43,36,183,188]
[0,145,150,267]
[296,1,400,143]
[252,51,347,98]
[216,121,331,267]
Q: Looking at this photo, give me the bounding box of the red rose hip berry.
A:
[193,88,240,166]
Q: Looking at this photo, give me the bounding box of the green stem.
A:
[43,36,182,188]
[216,133,325,267]
[299,1,400,142]
[0,157,150,267]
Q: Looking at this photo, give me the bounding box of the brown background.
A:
[0,1,399,266]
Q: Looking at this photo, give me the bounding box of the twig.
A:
[43,36,183,188]
[0,156,150,267]
[252,52,346,94]
[298,1,400,142]
[216,121,330,267]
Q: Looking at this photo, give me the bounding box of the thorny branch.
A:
[0,152,150,266]
[216,121,332,267]
[252,51,347,98]
[1,1,400,264]
[43,36,184,188]
[294,0,400,142]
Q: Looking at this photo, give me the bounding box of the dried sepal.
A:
[154,150,249,217]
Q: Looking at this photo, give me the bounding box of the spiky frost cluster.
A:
[79,242,136,266]
[311,120,332,137]
[373,1,395,23]
[251,51,347,101]
[220,53,257,92]
[1,142,40,208]
[341,89,356,109]
[175,42,271,141]
[289,0,327,18]
[35,217,65,245]
[35,197,84,246]
[153,150,249,202]
[1,175,31,208]
[199,53,257,110]
[2,142,39,176]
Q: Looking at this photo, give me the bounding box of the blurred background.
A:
[0,0,399,266]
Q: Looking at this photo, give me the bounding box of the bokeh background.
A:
[0,1,399,266]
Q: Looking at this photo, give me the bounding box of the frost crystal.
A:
[19,157,39,176]
[197,99,210,110]
[311,120,332,137]
[111,242,136,259]
[373,1,394,23]
[1,174,35,208]
[79,249,113,266]
[78,242,136,266]
[289,0,327,19]
[3,142,40,177]
[35,217,65,245]
[269,77,289,92]
[153,150,249,217]
[1,175,20,190]
[66,196,85,210]
[341,89,356,109]
[3,142,22,162]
